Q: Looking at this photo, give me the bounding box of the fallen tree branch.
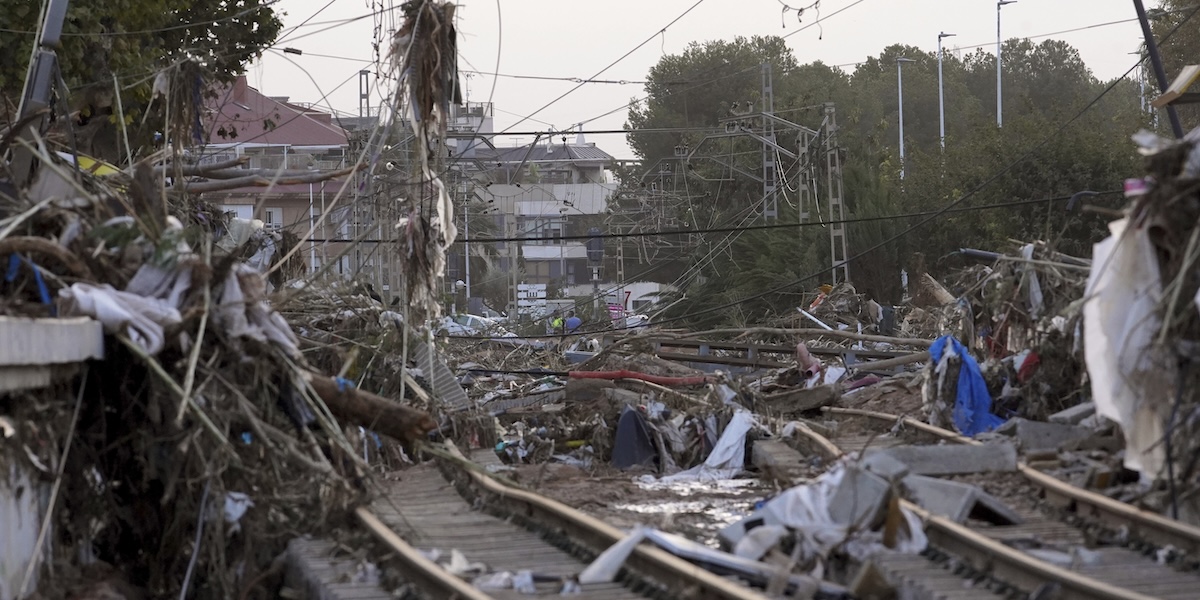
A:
[0,236,94,279]
[851,351,931,371]
[174,164,363,193]
[302,372,437,443]
[158,156,250,174]
[181,167,351,180]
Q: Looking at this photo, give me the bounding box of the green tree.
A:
[636,33,1148,329]
[0,0,282,161]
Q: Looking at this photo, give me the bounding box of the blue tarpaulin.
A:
[928,335,1004,436]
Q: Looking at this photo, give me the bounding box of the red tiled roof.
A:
[203,77,348,147]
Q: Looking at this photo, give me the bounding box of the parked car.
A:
[437,314,514,337]
[625,314,650,328]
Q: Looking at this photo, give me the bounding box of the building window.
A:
[219,205,253,220]
[264,207,283,230]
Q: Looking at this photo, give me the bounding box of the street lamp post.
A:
[997,0,1017,127]
[938,32,956,149]
[463,200,471,303]
[897,57,915,179]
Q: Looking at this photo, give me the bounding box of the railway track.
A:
[321,402,1200,599]
[353,444,787,599]
[797,406,1200,600]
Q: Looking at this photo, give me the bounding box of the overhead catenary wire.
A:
[301,190,1123,245]
[445,7,1200,341]
[496,0,709,134]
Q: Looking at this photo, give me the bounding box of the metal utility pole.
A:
[938,32,956,149]
[824,104,849,284]
[762,63,778,220]
[1133,0,1185,138]
[11,0,69,188]
[692,68,849,282]
[354,70,371,277]
[997,1,1016,127]
[463,186,471,302]
[897,58,914,179]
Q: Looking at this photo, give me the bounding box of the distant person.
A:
[565,310,582,333]
[551,313,564,334]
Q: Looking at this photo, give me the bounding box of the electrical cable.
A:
[781,0,867,40]
[440,5,1200,343]
[497,0,709,134]
[301,190,1122,244]
[274,0,340,46]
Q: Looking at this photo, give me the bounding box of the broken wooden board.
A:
[759,384,840,415]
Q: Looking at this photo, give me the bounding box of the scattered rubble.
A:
[11,58,1200,597]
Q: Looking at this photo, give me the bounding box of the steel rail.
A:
[823,406,1200,556]
[794,410,1160,600]
[439,441,775,600]
[354,506,495,600]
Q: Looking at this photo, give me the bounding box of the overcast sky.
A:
[248,0,1154,159]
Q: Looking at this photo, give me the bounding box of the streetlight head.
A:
[897,57,916,63]
[998,0,1016,6]
[939,32,957,39]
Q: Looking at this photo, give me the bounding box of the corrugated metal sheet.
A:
[410,340,471,411]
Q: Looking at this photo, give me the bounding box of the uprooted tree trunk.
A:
[303,372,438,443]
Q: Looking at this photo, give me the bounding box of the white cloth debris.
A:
[475,570,535,594]
[58,283,182,355]
[722,461,926,563]
[1020,243,1045,319]
[580,526,830,594]
[654,410,755,483]
[1084,218,1174,477]
[125,263,194,308]
[214,264,301,358]
[578,526,648,584]
[733,524,788,560]
[223,492,254,534]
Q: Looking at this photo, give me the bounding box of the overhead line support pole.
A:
[1133,0,1185,138]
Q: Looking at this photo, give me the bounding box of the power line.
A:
[273,0,340,46]
[445,6,1200,340]
[498,0,709,134]
[302,190,1122,245]
[781,0,868,40]
[638,7,1200,333]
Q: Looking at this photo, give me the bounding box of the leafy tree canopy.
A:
[623,32,1155,328]
[1,0,282,159]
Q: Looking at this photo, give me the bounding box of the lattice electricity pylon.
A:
[686,65,849,283]
[604,152,704,266]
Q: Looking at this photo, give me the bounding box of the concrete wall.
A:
[564,281,673,311]
[1,464,48,600]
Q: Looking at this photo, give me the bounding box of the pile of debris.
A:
[0,136,436,598]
